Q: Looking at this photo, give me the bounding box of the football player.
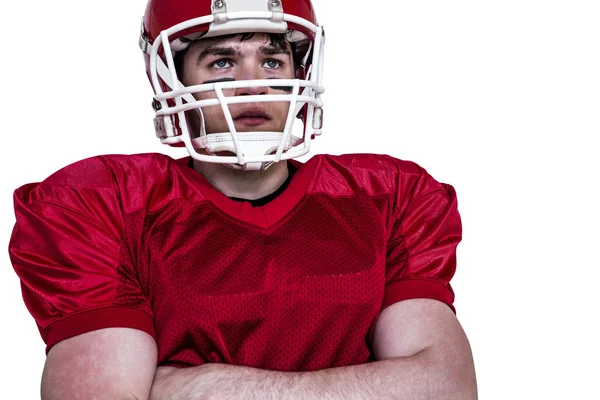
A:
[9,0,477,398]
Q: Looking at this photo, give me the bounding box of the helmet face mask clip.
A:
[140,0,325,171]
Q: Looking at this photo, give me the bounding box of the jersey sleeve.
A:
[8,157,155,353]
[383,163,462,313]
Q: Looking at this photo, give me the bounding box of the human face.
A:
[181,33,296,135]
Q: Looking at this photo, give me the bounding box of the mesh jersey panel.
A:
[10,152,461,370]
[127,191,388,369]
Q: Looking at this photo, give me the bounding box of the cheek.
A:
[202,105,226,120]
[199,106,227,134]
[193,91,214,102]
[272,100,291,114]
[181,66,197,87]
[192,88,236,102]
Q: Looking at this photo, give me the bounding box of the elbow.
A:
[445,368,478,400]
[398,344,477,400]
[435,348,478,400]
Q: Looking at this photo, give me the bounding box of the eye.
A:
[210,59,232,69]
[263,59,282,69]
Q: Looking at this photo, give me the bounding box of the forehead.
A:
[188,33,291,53]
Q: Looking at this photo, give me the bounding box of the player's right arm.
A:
[9,157,158,399]
[42,328,157,400]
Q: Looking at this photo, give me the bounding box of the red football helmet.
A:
[139,0,325,170]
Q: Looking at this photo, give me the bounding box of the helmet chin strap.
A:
[191,133,303,171]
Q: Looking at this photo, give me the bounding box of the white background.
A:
[1,1,599,398]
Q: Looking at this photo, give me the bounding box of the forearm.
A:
[150,348,476,400]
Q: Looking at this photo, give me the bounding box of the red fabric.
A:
[382,280,455,313]
[45,307,155,349]
[9,153,461,370]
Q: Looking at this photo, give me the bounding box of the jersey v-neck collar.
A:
[225,162,297,207]
[174,156,318,229]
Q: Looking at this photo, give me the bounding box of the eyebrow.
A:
[196,46,241,64]
[258,46,292,57]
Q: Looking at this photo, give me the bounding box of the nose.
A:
[234,62,269,96]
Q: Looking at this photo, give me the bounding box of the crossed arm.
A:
[41,298,476,399]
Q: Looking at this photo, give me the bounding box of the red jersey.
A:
[9,153,461,371]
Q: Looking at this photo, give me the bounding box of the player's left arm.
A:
[150,298,476,400]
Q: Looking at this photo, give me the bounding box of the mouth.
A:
[233,109,271,126]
